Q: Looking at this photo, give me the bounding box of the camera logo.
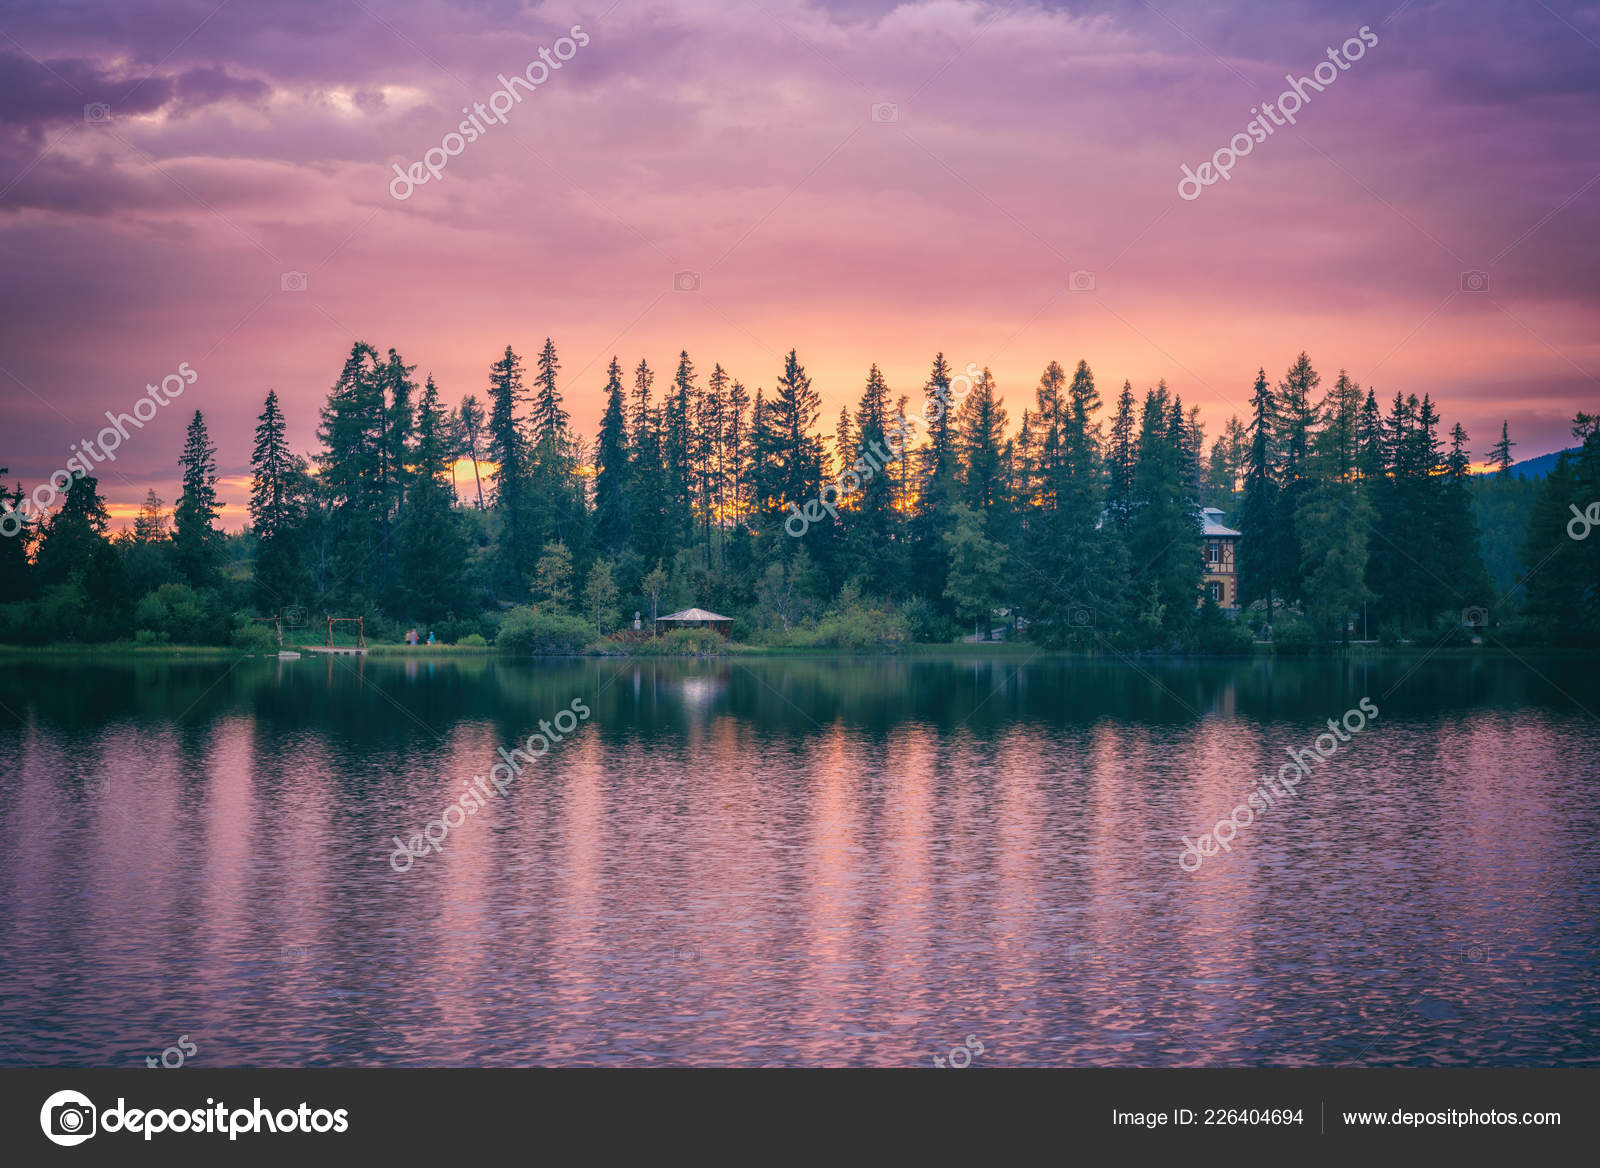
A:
[870,102,898,123]
[281,271,309,293]
[1069,269,1096,292]
[1460,270,1489,293]
[1070,605,1095,627]
[1461,606,1488,627]
[41,1090,97,1147]
[84,103,112,124]
[673,270,700,292]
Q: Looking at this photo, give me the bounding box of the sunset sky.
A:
[2,0,1597,526]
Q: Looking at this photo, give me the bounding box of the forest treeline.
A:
[1,340,1596,652]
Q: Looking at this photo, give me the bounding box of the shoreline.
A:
[0,641,1584,661]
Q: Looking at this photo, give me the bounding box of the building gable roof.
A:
[1201,507,1242,537]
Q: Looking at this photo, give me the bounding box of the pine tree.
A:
[0,473,31,601]
[724,378,749,538]
[699,364,729,566]
[396,374,467,622]
[174,410,221,587]
[1236,368,1279,623]
[630,358,669,565]
[956,367,1009,522]
[1106,379,1138,532]
[1355,387,1384,485]
[316,341,386,600]
[134,489,170,544]
[663,351,697,544]
[760,350,825,531]
[34,472,110,587]
[1128,385,1200,641]
[486,345,533,591]
[457,394,487,509]
[250,389,309,610]
[1518,413,1600,642]
[1488,421,1516,477]
[910,353,960,610]
[846,363,901,593]
[593,357,631,555]
[364,348,417,604]
[526,338,582,549]
[530,338,569,447]
[1296,372,1373,642]
[1275,352,1320,603]
[1025,359,1121,645]
[1437,420,1492,616]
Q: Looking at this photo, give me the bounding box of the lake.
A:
[1,652,1597,1067]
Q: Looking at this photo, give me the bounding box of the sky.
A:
[1,0,1597,527]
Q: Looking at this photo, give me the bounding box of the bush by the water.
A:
[1187,594,1250,654]
[135,584,229,646]
[763,585,912,650]
[1270,617,1317,655]
[631,627,726,655]
[495,607,594,654]
[230,620,281,651]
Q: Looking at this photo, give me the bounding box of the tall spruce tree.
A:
[486,345,533,592]
[398,374,467,621]
[250,389,309,610]
[1488,421,1516,477]
[1236,368,1279,624]
[593,357,631,555]
[847,363,901,593]
[174,410,221,587]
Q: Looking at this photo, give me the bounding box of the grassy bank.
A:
[0,639,1588,662]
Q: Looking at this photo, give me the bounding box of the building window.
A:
[1206,580,1224,605]
[1207,541,1221,565]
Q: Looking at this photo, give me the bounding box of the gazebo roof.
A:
[658,607,733,622]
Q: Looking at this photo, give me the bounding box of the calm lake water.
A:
[1,652,1597,1067]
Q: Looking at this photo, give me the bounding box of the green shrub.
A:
[495,607,594,654]
[633,627,726,656]
[1193,617,1255,654]
[1270,618,1317,655]
[902,596,959,643]
[230,620,280,651]
[1427,612,1475,647]
[1377,622,1402,647]
[134,583,226,645]
[0,600,47,645]
[460,632,488,647]
[779,587,912,650]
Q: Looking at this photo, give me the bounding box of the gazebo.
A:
[654,607,734,637]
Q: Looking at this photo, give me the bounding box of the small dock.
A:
[303,646,366,656]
